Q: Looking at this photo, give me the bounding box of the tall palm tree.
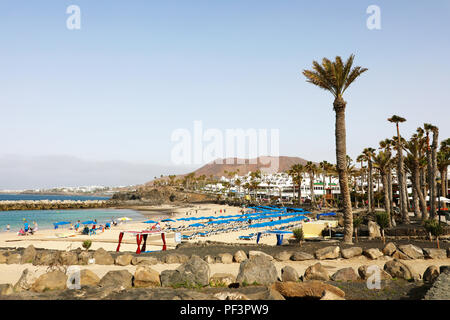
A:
[319,161,334,206]
[303,54,367,243]
[372,150,392,227]
[388,115,409,223]
[438,138,450,200]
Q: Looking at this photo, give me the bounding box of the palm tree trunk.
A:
[298,181,302,205]
[382,172,392,227]
[309,174,315,207]
[396,124,409,223]
[388,169,394,212]
[368,161,374,213]
[334,97,353,244]
[411,170,420,218]
[414,163,428,220]
[431,128,439,217]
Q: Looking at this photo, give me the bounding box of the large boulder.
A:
[440,265,450,274]
[99,270,133,289]
[382,242,397,256]
[358,265,392,280]
[14,268,40,292]
[0,284,13,296]
[423,248,447,259]
[304,262,330,281]
[384,259,417,280]
[161,256,210,287]
[423,265,440,283]
[210,273,236,287]
[236,255,278,285]
[290,252,314,261]
[341,247,362,259]
[363,248,384,260]
[248,251,273,261]
[271,281,345,299]
[59,251,79,265]
[274,251,293,261]
[424,272,450,300]
[281,266,299,282]
[93,248,114,265]
[398,244,424,259]
[330,267,359,282]
[314,246,340,260]
[32,250,59,266]
[233,250,248,263]
[21,245,37,264]
[115,254,133,266]
[131,256,159,266]
[217,253,233,264]
[134,266,161,288]
[368,221,381,239]
[31,271,67,292]
[80,269,101,287]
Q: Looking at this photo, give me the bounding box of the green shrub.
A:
[375,212,390,230]
[423,219,444,237]
[82,240,92,251]
[292,228,304,242]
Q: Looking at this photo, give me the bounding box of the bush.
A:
[82,240,92,251]
[375,212,390,230]
[423,219,444,237]
[292,228,304,242]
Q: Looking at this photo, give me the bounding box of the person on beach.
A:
[23,219,29,233]
[32,221,38,232]
[75,220,81,231]
[6,224,10,232]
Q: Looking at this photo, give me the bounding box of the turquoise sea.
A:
[0,208,146,232]
[0,194,110,201]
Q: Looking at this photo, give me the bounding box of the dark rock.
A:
[423,265,440,283]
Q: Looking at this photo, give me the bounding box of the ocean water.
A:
[0,194,110,201]
[0,208,146,232]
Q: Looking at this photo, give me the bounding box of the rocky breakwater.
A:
[0,199,108,211]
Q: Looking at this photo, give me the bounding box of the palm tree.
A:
[388,115,409,224]
[438,138,450,200]
[319,161,334,206]
[379,139,395,216]
[363,147,376,213]
[288,164,305,205]
[303,54,368,244]
[356,154,367,208]
[305,161,319,208]
[372,150,392,227]
[404,134,428,220]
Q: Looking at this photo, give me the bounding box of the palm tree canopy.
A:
[388,115,406,124]
[302,54,368,103]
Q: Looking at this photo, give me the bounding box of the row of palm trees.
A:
[360,122,449,228]
[302,54,449,244]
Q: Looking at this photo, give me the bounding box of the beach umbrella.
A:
[143,220,158,224]
[82,220,96,225]
[118,217,132,221]
[161,219,175,222]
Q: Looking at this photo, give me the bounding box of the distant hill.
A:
[188,156,311,178]
[144,156,314,186]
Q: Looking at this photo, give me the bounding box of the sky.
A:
[1,1,449,189]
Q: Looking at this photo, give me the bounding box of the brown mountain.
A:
[191,156,311,178]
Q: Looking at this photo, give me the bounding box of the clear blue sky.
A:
[1,1,449,188]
